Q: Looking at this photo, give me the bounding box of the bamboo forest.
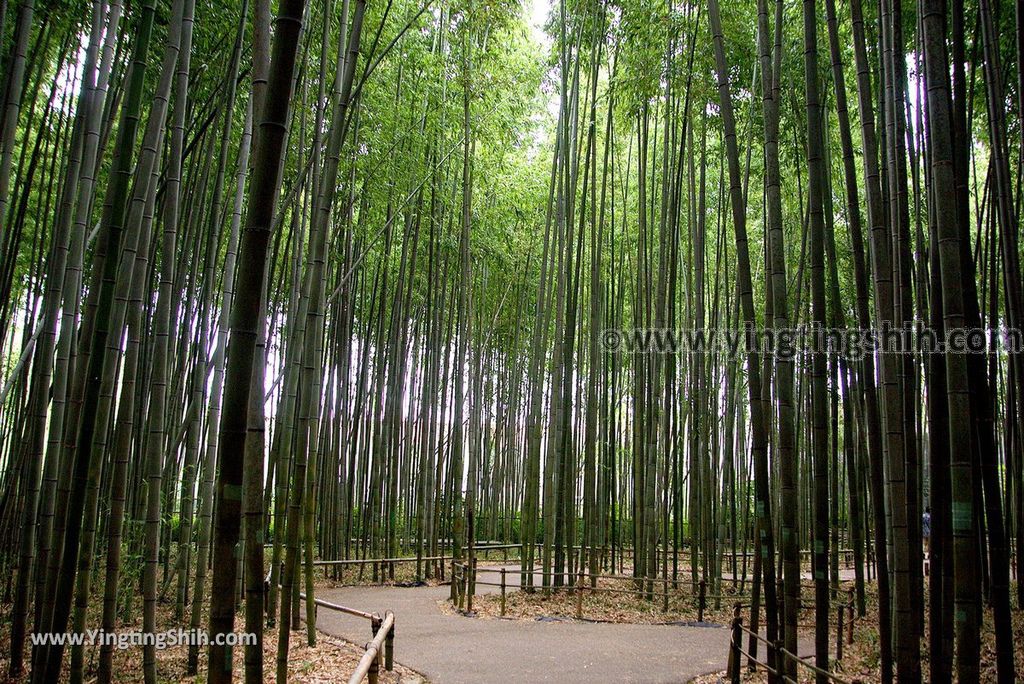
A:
[0,0,1023,680]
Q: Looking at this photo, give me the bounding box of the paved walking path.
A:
[313,567,806,683]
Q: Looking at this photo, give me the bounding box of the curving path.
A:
[312,567,801,683]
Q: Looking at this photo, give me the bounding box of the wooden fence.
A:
[451,559,734,620]
[728,592,863,684]
[448,559,865,682]
[347,610,395,684]
[299,548,864,682]
[283,584,396,684]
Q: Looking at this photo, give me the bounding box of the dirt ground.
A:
[0,599,422,683]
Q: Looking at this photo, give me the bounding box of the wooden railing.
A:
[451,560,737,621]
[310,543,526,582]
[302,594,396,684]
[302,550,864,682]
[728,597,863,684]
[347,610,395,684]
[271,573,396,684]
[448,560,865,681]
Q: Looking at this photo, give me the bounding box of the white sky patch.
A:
[524,0,559,156]
[905,52,923,141]
[53,31,89,108]
[526,0,552,51]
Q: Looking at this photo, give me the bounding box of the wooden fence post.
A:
[463,564,469,611]
[369,615,382,684]
[575,572,584,619]
[385,615,394,671]
[457,566,465,612]
[368,648,379,684]
[728,603,742,684]
[698,579,706,622]
[500,567,507,616]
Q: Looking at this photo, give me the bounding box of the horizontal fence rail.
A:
[272,577,396,684]
[348,611,395,684]
[312,555,447,566]
[728,597,863,684]
[452,560,739,621]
